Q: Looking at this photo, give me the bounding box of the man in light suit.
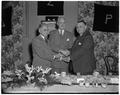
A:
[32,23,61,69]
[48,17,75,73]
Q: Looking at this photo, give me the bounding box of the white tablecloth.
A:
[5,84,118,93]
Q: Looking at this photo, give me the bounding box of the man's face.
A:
[39,25,48,37]
[57,18,65,30]
[76,22,86,36]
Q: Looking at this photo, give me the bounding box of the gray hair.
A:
[57,16,65,22]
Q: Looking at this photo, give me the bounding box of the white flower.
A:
[66,38,70,41]
[3,71,13,76]
[2,77,13,82]
[54,71,60,76]
[31,76,34,80]
[15,69,24,79]
[78,42,82,45]
[36,66,43,72]
[42,68,52,74]
[26,74,33,83]
[25,64,34,74]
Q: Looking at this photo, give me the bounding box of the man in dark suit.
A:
[48,17,75,73]
[70,20,96,75]
[32,23,61,69]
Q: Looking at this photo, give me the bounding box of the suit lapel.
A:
[38,35,48,48]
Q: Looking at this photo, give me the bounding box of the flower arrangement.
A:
[1,64,56,92]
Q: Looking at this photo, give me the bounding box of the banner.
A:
[38,1,64,16]
[93,4,119,33]
[2,6,12,36]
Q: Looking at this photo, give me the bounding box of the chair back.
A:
[104,56,118,75]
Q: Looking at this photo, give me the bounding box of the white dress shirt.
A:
[40,34,45,40]
[58,29,64,35]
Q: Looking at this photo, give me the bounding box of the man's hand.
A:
[53,52,70,62]
[61,56,70,62]
[53,53,63,59]
[59,49,70,56]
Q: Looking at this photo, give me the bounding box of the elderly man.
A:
[48,17,75,73]
[70,20,96,75]
[32,23,61,69]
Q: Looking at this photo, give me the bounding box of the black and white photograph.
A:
[1,1,119,94]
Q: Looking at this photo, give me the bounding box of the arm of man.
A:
[59,49,70,56]
[32,39,55,61]
[69,33,76,48]
[70,36,94,61]
[66,31,76,51]
[61,56,70,62]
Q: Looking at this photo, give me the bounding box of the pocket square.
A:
[78,42,82,45]
[66,38,70,41]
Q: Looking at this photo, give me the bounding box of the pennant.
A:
[2,6,12,36]
[93,4,119,33]
[38,1,64,16]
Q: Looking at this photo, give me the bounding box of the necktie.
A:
[61,30,63,35]
[45,38,48,43]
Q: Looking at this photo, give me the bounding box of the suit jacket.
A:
[48,29,74,52]
[70,30,96,75]
[48,29,75,68]
[32,35,55,69]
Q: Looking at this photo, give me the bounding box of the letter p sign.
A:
[105,14,112,24]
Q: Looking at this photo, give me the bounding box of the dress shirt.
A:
[58,29,64,35]
[40,34,45,40]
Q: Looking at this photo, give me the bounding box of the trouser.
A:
[68,60,75,74]
[51,60,68,74]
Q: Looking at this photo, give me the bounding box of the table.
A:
[4,84,118,94]
[2,73,119,94]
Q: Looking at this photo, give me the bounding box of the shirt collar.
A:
[40,34,45,40]
[58,29,64,35]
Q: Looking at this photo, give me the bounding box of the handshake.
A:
[53,49,70,62]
